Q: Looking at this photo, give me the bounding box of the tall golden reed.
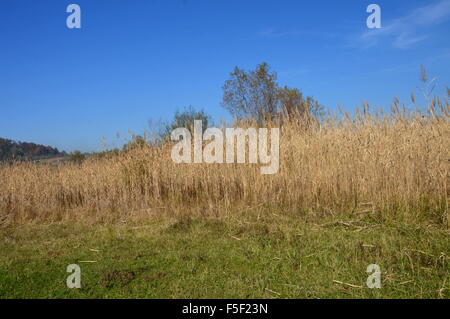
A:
[0,101,449,226]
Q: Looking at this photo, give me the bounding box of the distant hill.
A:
[0,138,66,161]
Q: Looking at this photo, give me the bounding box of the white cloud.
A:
[359,0,450,49]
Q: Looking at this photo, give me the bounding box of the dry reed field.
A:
[1,98,449,299]
[1,101,449,226]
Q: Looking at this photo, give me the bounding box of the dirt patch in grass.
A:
[100,270,136,288]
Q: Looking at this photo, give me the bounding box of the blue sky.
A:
[1,0,449,152]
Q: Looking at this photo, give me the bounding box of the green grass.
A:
[0,210,448,299]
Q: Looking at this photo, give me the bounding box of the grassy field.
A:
[1,208,448,299]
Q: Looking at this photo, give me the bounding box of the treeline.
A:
[0,138,65,162]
